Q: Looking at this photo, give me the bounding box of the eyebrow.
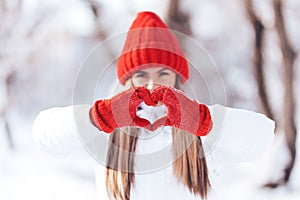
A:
[134,71,148,74]
[157,68,171,73]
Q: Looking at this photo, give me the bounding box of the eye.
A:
[159,71,170,76]
[134,73,147,78]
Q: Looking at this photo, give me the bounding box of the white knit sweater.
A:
[32,103,275,200]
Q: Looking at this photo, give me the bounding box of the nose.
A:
[146,79,161,91]
[146,79,154,91]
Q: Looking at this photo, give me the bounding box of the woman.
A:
[32,11,275,200]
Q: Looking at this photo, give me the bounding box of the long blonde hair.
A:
[105,78,211,199]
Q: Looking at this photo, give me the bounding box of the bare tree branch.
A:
[1,0,22,12]
[86,0,100,18]
[84,0,106,39]
[0,0,22,150]
[1,0,5,12]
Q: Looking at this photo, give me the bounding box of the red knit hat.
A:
[117,11,189,85]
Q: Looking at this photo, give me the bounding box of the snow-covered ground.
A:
[0,151,96,200]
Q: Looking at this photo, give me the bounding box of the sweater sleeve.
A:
[203,104,275,165]
[32,104,109,158]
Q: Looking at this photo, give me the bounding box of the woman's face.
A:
[130,67,177,90]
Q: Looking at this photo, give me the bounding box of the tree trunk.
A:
[273,0,297,185]
[4,118,14,149]
[245,0,275,121]
[166,0,192,36]
[1,70,16,150]
[246,0,297,188]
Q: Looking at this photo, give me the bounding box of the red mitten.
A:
[151,86,212,136]
[90,87,155,133]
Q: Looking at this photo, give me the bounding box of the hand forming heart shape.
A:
[90,86,212,136]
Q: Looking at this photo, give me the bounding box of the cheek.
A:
[159,74,176,87]
[132,77,149,87]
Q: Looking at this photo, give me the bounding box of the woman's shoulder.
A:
[207,104,275,128]
[203,104,275,164]
[32,104,109,157]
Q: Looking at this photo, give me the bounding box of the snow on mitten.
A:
[151,86,212,136]
[90,87,155,133]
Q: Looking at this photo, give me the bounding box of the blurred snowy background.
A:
[0,0,299,199]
